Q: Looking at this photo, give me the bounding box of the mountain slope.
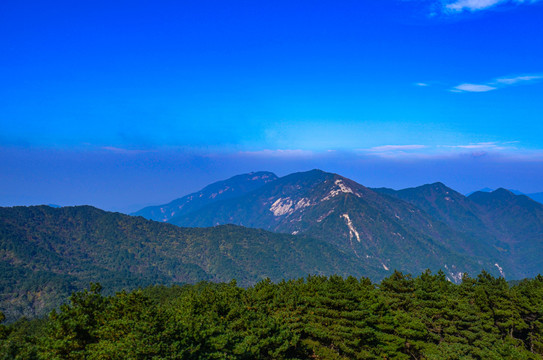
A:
[0,205,368,321]
[132,171,278,222]
[468,189,543,278]
[170,170,498,281]
[374,183,485,233]
[372,183,499,258]
[374,185,543,279]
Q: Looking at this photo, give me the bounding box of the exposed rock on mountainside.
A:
[169,170,499,281]
[5,170,542,321]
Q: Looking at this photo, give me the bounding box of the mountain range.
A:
[2,169,543,321]
[158,169,543,280]
[166,170,492,281]
[373,184,543,280]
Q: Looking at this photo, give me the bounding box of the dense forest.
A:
[2,271,543,359]
[0,205,370,321]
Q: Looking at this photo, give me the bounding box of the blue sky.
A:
[1,0,543,211]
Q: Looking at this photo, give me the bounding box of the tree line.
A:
[1,270,543,359]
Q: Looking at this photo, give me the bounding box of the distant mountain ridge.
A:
[374,185,543,279]
[467,187,543,204]
[168,170,500,282]
[4,169,543,321]
[132,171,278,222]
[156,169,542,280]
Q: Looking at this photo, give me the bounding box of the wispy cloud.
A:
[101,146,152,155]
[443,0,541,13]
[445,141,509,150]
[366,145,427,152]
[359,145,435,160]
[357,141,526,160]
[451,144,497,149]
[495,75,543,85]
[450,73,542,93]
[415,82,429,87]
[238,149,313,158]
[452,83,497,92]
[445,0,503,12]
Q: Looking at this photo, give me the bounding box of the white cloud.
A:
[358,145,433,160]
[446,142,507,149]
[238,149,313,158]
[452,83,497,92]
[450,73,542,93]
[366,145,427,152]
[101,146,152,155]
[446,0,503,12]
[495,75,543,85]
[415,82,429,87]
[455,144,496,149]
[444,0,541,12]
[356,142,524,160]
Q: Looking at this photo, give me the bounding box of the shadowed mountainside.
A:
[132,171,278,222]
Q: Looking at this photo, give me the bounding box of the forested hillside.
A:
[166,169,543,280]
[0,205,368,321]
[2,271,543,359]
[375,183,543,279]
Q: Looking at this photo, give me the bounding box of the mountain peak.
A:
[419,182,455,193]
[493,188,514,196]
[393,182,461,200]
[419,181,454,191]
[480,187,494,192]
[485,188,542,207]
[230,171,277,182]
[468,187,515,202]
[294,168,332,177]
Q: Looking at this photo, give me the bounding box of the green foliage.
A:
[43,283,107,359]
[0,315,46,359]
[0,205,366,321]
[5,271,543,359]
